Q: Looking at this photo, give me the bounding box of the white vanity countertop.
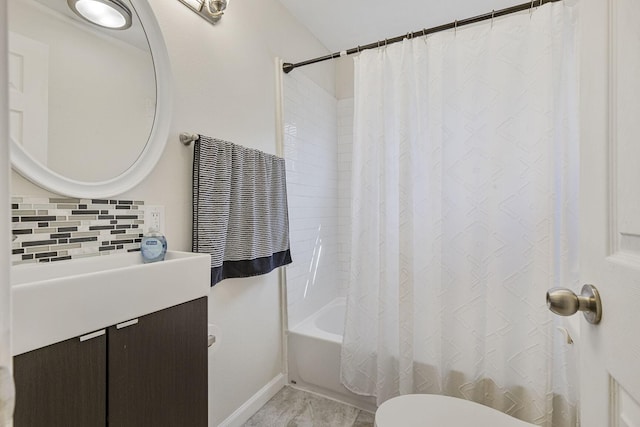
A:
[11,251,211,355]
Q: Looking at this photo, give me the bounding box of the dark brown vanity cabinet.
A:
[13,329,107,427]
[13,297,208,427]
[108,296,208,427]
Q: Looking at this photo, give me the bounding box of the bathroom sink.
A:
[11,251,211,355]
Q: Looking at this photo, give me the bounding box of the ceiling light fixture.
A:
[67,0,133,30]
[177,0,231,25]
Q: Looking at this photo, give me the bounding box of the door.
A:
[8,31,48,166]
[108,297,208,427]
[12,330,106,427]
[0,1,14,425]
[579,0,640,425]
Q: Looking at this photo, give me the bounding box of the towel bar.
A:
[180,133,199,145]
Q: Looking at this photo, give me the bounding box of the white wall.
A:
[283,71,341,328]
[0,0,15,424]
[10,0,335,425]
[335,56,354,100]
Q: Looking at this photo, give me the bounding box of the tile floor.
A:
[244,386,375,427]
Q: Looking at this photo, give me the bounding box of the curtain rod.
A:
[282,0,561,74]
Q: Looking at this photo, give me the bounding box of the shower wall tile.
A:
[284,72,341,329]
[337,98,354,293]
[10,196,144,265]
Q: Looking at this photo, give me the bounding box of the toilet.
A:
[374,394,534,426]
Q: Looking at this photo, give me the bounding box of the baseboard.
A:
[217,373,286,427]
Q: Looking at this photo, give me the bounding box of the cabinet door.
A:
[108,297,208,427]
[13,330,107,427]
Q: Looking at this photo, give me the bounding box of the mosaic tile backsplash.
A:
[11,196,145,266]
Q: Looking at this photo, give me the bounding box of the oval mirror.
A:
[8,0,171,198]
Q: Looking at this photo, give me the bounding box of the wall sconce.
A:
[177,0,230,25]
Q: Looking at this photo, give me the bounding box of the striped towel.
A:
[192,135,292,286]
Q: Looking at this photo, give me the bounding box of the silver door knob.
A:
[546,284,602,324]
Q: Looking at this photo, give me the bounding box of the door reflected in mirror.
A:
[8,0,156,183]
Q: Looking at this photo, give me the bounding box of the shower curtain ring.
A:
[406,32,411,40]
[385,38,388,47]
[530,0,535,17]
[491,10,495,28]
[454,20,458,35]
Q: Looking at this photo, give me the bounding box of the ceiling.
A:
[278,0,530,54]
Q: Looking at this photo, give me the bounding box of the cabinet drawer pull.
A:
[116,319,139,329]
[79,330,106,342]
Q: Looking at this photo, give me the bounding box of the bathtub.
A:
[287,298,377,412]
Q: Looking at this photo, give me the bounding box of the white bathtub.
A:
[287,298,377,412]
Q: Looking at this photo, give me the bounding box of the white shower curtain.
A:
[340,3,579,426]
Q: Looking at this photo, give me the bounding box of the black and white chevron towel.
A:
[192,135,292,286]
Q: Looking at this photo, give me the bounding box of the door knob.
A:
[546,284,602,324]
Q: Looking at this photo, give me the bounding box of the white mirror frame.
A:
[10,0,172,199]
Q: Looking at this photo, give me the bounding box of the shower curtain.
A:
[340,3,578,426]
